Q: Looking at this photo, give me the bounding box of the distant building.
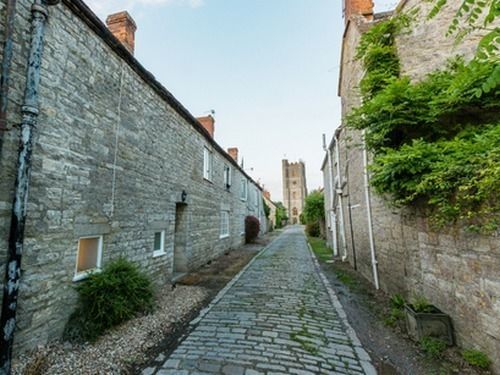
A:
[282,160,307,224]
[262,190,278,229]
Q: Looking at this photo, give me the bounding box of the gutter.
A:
[0,1,59,372]
[323,134,338,257]
[334,131,347,261]
[0,0,17,158]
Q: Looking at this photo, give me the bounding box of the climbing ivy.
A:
[346,10,500,231]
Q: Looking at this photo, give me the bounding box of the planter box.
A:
[404,304,454,345]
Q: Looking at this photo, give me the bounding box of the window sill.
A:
[153,250,166,258]
[73,268,101,282]
[219,234,230,239]
[203,177,213,183]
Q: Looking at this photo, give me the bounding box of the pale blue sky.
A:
[86,0,398,201]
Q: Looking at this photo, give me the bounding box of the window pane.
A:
[77,237,99,273]
[154,232,162,251]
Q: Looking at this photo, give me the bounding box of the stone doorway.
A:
[173,203,188,279]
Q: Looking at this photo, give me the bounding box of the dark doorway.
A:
[173,203,188,277]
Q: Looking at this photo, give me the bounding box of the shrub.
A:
[390,294,406,310]
[384,308,405,327]
[412,296,434,313]
[462,349,492,369]
[305,221,320,237]
[420,336,447,359]
[303,191,325,224]
[245,215,260,243]
[64,258,154,342]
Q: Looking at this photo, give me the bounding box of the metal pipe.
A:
[0,1,57,372]
[334,133,347,261]
[362,130,379,290]
[323,134,338,256]
[0,0,18,157]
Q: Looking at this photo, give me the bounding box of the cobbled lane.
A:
[146,226,376,375]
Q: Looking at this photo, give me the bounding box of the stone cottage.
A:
[323,0,500,371]
[0,0,266,354]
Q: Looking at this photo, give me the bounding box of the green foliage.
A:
[349,10,500,230]
[355,16,410,97]
[308,236,333,262]
[349,58,500,150]
[245,215,260,243]
[420,336,448,358]
[275,202,288,228]
[263,199,271,219]
[303,191,325,223]
[370,124,500,230]
[428,0,499,94]
[384,308,405,326]
[64,258,154,342]
[462,348,492,369]
[390,294,406,310]
[305,221,321,237]
[412,296,435,313]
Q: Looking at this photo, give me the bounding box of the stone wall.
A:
[329,1,500,372]
[0,0,266,352]
[282,159,307,224]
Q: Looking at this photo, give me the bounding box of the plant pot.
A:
[404,303,454,345]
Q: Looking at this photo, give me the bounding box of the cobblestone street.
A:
[145,227,376,375]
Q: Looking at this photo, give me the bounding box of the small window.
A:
[203,147,213,181]
[74,236,103,281]
[220,211,230,238]
[153,231,165,257]
[240,178,248,201]
[254,189,259,208]
[224,165,232,190]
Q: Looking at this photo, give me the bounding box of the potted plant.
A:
[404,296,454,345]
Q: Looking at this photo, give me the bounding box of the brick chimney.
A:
[343,0,374,23]
[197,115,215,138]
[228,148,238,163]
[106,11,137,55]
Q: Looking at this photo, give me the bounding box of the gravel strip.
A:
[12,285,208,375]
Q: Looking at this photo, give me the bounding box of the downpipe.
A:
[334,133,347,262]
[322,134,338,256]
[362,130,380,290]
[0,1,58,373]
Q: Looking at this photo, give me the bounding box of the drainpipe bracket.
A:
[21,105,39,116]
[31,4,48,17]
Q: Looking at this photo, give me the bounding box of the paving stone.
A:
[148,227,375,374]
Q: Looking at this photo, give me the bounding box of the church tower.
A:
[282,160,308,224]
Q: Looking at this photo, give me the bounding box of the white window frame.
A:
[203,147,213,181]
[73,235,103,282]
[220,211,230,239]
[153,230,166,258]
[224,165,232,190]
[240,178,248,201]
[254,188,259,208]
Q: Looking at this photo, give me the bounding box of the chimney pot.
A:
[196,115,215,138]
[106,11,137,55]
[228,148,239,163]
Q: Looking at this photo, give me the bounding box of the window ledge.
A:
[153,250,166,258]
[203,177,213,183]
[73,268,101,282]
[219,234,230,239]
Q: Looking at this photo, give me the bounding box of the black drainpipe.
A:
[0,0,58,373]
[0,0,18,158]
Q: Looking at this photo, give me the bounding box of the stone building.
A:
[262,190,278,230]
[282,159,307,224]
[0,0,266,353]
[323,0,500,371]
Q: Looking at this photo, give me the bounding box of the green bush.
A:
[302,191,325,224]
[462,349,492,369]
[390,294,406,310]
[347,10,500,232]
[305,221,320,237]
[411,296,434,313]
[420,336,447,359]
[64,258,154,342]
[245,215,260,243]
